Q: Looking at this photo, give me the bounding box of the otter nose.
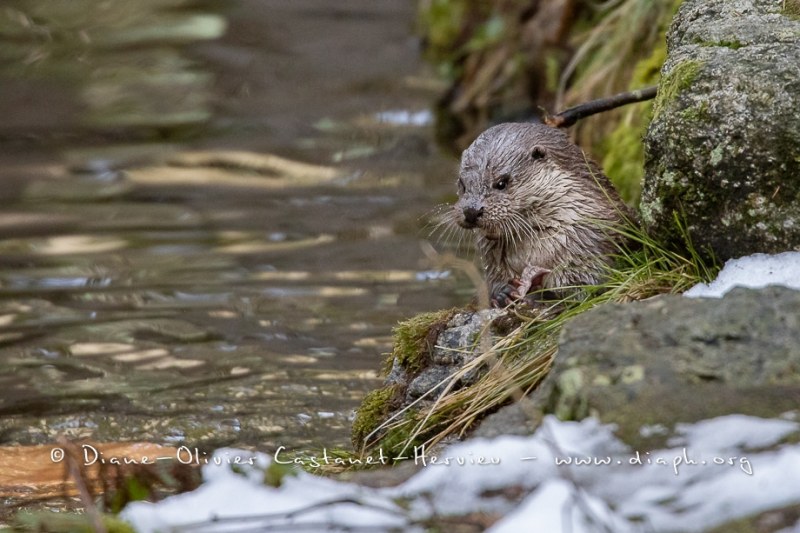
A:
[462,207,484,227]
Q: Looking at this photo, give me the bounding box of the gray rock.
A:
[528,286,800,448]
[471,396,541,438]
[410,310,506,396]
[431,311,494,365]
[406,365,454,400]
[390,309,505,403]
[640,0,800,261]
[351,307,507,448]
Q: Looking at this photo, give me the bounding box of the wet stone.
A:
[406,365,453,400]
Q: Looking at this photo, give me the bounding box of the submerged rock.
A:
[640,0,800,261]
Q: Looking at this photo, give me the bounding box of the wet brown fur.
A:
[449,122,630,305]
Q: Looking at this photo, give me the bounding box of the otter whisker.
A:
[430,209,461,243]
[515,212,536,241]
[508,212,535,246]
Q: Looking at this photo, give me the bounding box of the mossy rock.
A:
[351,385,403,451]
[650,59,703,122]
[352,309,458,452]
[386,308,456,376]
[641,0,800,261]
[539,287,800,451]
[351,308,509,456]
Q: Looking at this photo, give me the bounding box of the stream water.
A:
[0,0,468,457]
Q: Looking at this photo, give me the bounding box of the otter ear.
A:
[530,145,546,161]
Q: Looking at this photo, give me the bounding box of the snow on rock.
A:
[122,414,800,532]
[666,414,800,451]
[685,251,800,298]
[595,415,800,532]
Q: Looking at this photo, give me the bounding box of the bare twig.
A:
[170,496,405,532]
[546,86,658,128]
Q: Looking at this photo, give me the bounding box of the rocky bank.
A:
[641,0,800,261]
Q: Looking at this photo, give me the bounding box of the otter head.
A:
[453,122,595,241]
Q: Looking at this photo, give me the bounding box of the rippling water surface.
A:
[0,0,468,459]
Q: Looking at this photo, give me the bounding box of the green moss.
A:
[783,0,800,19]
[601,43,666,205]
[695,39,745,49]
[10,512,134,533]
[352,309,457,453]
[352,394,443,461]
[263,461,300,487]
[652,60,703,121]
[603,120,648,205]
[716,40,744,49]
[371,409,451,460]
[386,308,456,375]
[679,99,709,122]
[631,42,668,87]
[351,385,400,449]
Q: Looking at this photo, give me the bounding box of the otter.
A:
[449,122,630,307]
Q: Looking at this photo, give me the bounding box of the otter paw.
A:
[491,267,551,307]
[490,282,519,308]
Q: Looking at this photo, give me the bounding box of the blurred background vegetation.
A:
[418,0,681,205]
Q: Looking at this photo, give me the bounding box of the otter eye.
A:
[531,146,546,160]
[493,174,510,191]
[457,178,465,194]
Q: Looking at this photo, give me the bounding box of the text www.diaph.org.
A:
[552,448,753,475]
[274,445,752,476]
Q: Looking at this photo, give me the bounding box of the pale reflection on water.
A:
[0,0,466,454]
[0,0,225,132]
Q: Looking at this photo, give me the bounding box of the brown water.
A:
[0,0,468,456]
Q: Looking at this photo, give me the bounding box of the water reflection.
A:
[0,0,225,134]
[0,0,464,467]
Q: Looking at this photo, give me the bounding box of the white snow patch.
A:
[488,478,634,533]
[123,449,407,532]
[122,415,800,533]
[685,251,800,298]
